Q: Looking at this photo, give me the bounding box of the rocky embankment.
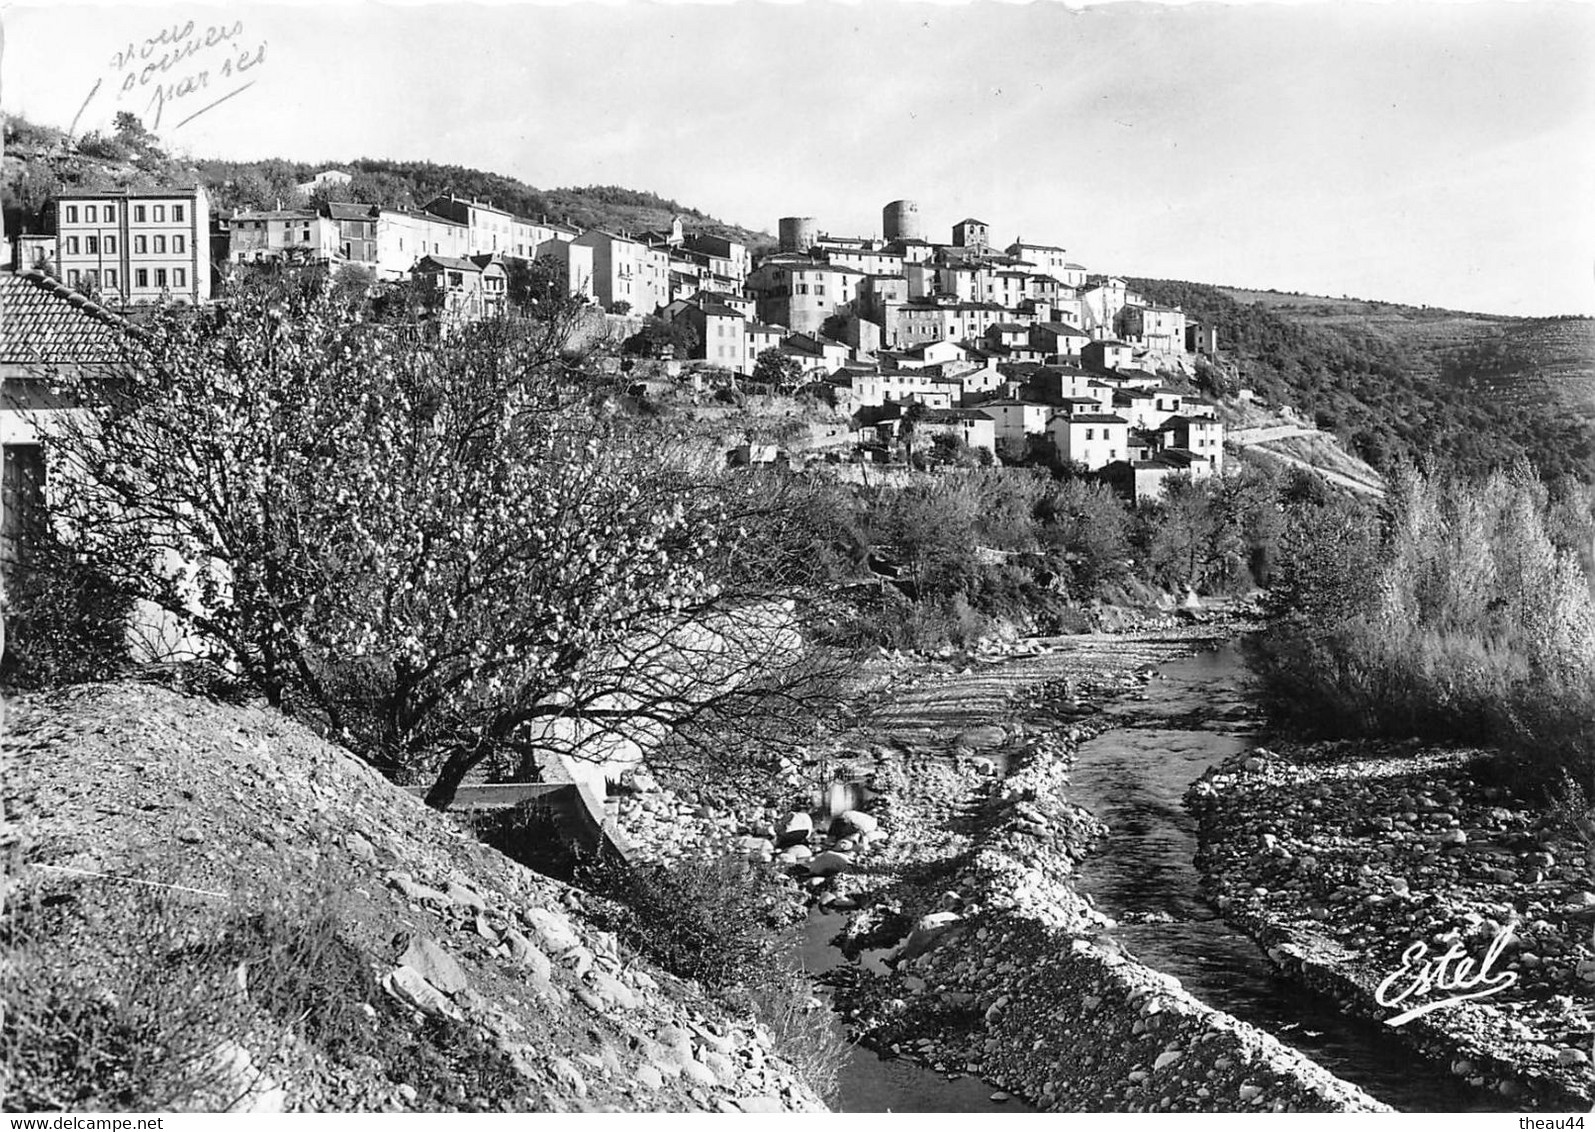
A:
[626,627,1386,1112]
[1190,740,1595,1110]
[3,684,826,1113]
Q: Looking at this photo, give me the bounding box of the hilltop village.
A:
[18,179,1227,498]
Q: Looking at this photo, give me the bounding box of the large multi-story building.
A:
[53,186,211,305]
[422,195,552,260]
[573,229,670,314]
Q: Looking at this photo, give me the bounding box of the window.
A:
[136,269,149,288]
[173,235,186,253]
[105,269,118,289]
[173,268,186,287]
[104,236,117,254]
[134,206,146,223]
[134,236,147,254]
[155,269,168,288]
[86,237,99,254]
[1085,428,1095,440]
[67,269,80,287]
[172,205,185,222]
[105,205,116,222]
[154,236,166,254]
[65,206,79,224]
[65,237,79,255]
[153,206,165,222]
[85,205,98,223]
[86,270,99,289]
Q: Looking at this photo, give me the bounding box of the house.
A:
[295,169,352,196]
[681,233,751,284]
[321,202,380,270]
[0,269,137,571]
[1078,276,1132,337]
[412,254,507,320]
[1048,412,1129,471]
[1186,321,1219,356]
[14,235,57,275]
[744,255,862,335]
[1113,388,1158,429]
[744,322,785,372]
[422,194,546,260]
[881,338,968,371]
[535,237,597,302]
[1131,449,1215,501]
[1118,304,1187,353]
[671,301,748,374]
[986,322,1031,350]
[1029,321,1090,361]
[1005,241,1072,277]
[1156,414,1226,472]
[574,229,671,315]
[375,207,472,279]
[227,208,341,267]
[52,186,212,305]
[978,398,1054,460]
[1082,339,1135,372]
[920,408,996,457]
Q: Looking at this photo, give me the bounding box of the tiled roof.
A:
[415,255,481,273]
[324,202,378,220]
[1064,413,1130,425]
[1035,322,1087,336]
[0,270,136,368]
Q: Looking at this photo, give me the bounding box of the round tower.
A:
[882,199,922,243]
[778,216,818,254]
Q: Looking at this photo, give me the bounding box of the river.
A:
[1066,639,1503,1112]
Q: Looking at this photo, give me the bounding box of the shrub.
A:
[1255,466,1595,792]
[0,539,132,690]
[574,856,847,1104]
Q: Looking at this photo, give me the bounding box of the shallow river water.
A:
[1067,641,1503,1112]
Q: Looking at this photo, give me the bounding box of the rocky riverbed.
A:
[616,624,1397,1111]
[1190,739,1595,1110]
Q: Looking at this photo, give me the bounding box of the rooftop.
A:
[0,269,137,369]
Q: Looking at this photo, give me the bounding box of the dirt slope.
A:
[2,682,825,1113]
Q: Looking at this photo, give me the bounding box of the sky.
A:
[3,0,1593,316]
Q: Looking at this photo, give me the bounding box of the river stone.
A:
[737,1095,785,1113]
[777,811,814,848]
[445,881,487,912]
[398,935,468,994]
[387,872,450,906]
[830,809,879,837]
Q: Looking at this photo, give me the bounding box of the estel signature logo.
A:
[1375,929,1517,1027]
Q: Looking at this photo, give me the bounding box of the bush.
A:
[1255,466,1595,792]
[1,542,132,690]
[575,855,847,1104]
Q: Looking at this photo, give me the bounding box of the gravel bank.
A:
[804,628,1388,1111]
[1190,739,1595,1111]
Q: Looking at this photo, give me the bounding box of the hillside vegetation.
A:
[1,114,770,247]
[1130,279,1595,484]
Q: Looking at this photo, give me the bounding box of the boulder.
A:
[776,811,814,848]
[398,935,468,994]
[830,809,879,838]
[900,911,963,959]
[383,965,462,1020]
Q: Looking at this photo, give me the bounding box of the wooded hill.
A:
[1130,278,1595,485]
[1,114,772,248]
